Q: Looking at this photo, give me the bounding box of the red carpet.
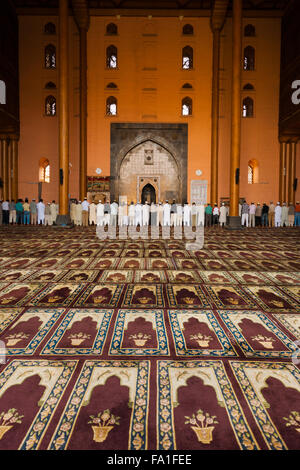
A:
[0,225,299,450]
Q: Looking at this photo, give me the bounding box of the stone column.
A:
[228,0,242,227]
[279,139,287,204]
[79,26,88,201]
[288,140,297,204]
[57,0,70,224]
[210,27,221,206]
[1,138,9,201]
[11,137,19,201]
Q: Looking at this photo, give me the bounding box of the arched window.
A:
[182,46,193,69]
[182,24,194,35]
[45,44,56,69]
[106,96,117,115]
[182,83,193,89]
[248,159,259,184]
[39,158,50,183]
[45,81,56,89]
[242,97,254,117]
[44,22,56,34]
[182,97,192,116]
[248,163,254,184]
[0,80,6,104]
[45,95,56,116]
[243,46,255,71]
[106,82,118,89]
[106,23,118,35]
[243,83,254,90]
[106,45,118,68]
[244,24,255,37]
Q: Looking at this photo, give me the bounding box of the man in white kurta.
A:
[275,202,282,227]
[219,203,227,227]
[110,201,118,226]
[37,199,45,225]
[281,203,289,227]
[128,202,135,226]
[183,203,191,226]
[50,200,58,225]
[96,201,105,226]
[150,202,158,226]
[142,202,150,226]
[158,203,164,226]
[196,204,205,226]
[176,204,183,226]
[89,202,97,225]
[135,202,142,226]
[163,201,171,226]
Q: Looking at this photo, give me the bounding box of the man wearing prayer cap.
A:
[275,202,282,227]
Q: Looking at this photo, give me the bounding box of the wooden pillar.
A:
[1,138,9,201]
[228,0,242,225]
[288,140,297,204]
[210,28,221,206]
[79,26,88,201]
[279,140,287,204]
[8,138,12,201]
[11,137,19,201]
[58,0,70,222]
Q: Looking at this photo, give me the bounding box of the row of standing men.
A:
[70,199,228,227]
[0,199,58,225]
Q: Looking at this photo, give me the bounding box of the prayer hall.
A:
[0,0,300,455]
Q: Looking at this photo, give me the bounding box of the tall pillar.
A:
[279,139,287,203]
[8,138,12,201]
[228,0,242,227]
[11,137,19,201]
[58,0,70,224]
[288,140,297,204]
[79,26,88,200]
[210,27,221,206]
[1,138,9,201]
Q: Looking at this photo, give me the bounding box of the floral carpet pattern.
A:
[0,226,299,450]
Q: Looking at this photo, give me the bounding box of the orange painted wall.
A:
[87,16,212,201]
[18,13,299,205]
[18,15,80,203]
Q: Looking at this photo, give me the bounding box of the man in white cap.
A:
[50,200,58,225]
[89,200,97,226]
[163,200,171,226]
[275,202,282,227]
[219,202,227,227]
[96,199,104,226]
[81,197,90,227]
[183,201,191,226]
[142,201,150,226]
[128,201,135,226]
[135,201,142,227]
[110,200,118,226]
[37,199,45,225]
[158,202,164,226]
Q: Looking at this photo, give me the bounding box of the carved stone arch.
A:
[117,138,182,204]
[110,123,188,203]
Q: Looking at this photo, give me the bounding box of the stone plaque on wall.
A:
[190,180,207,204]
